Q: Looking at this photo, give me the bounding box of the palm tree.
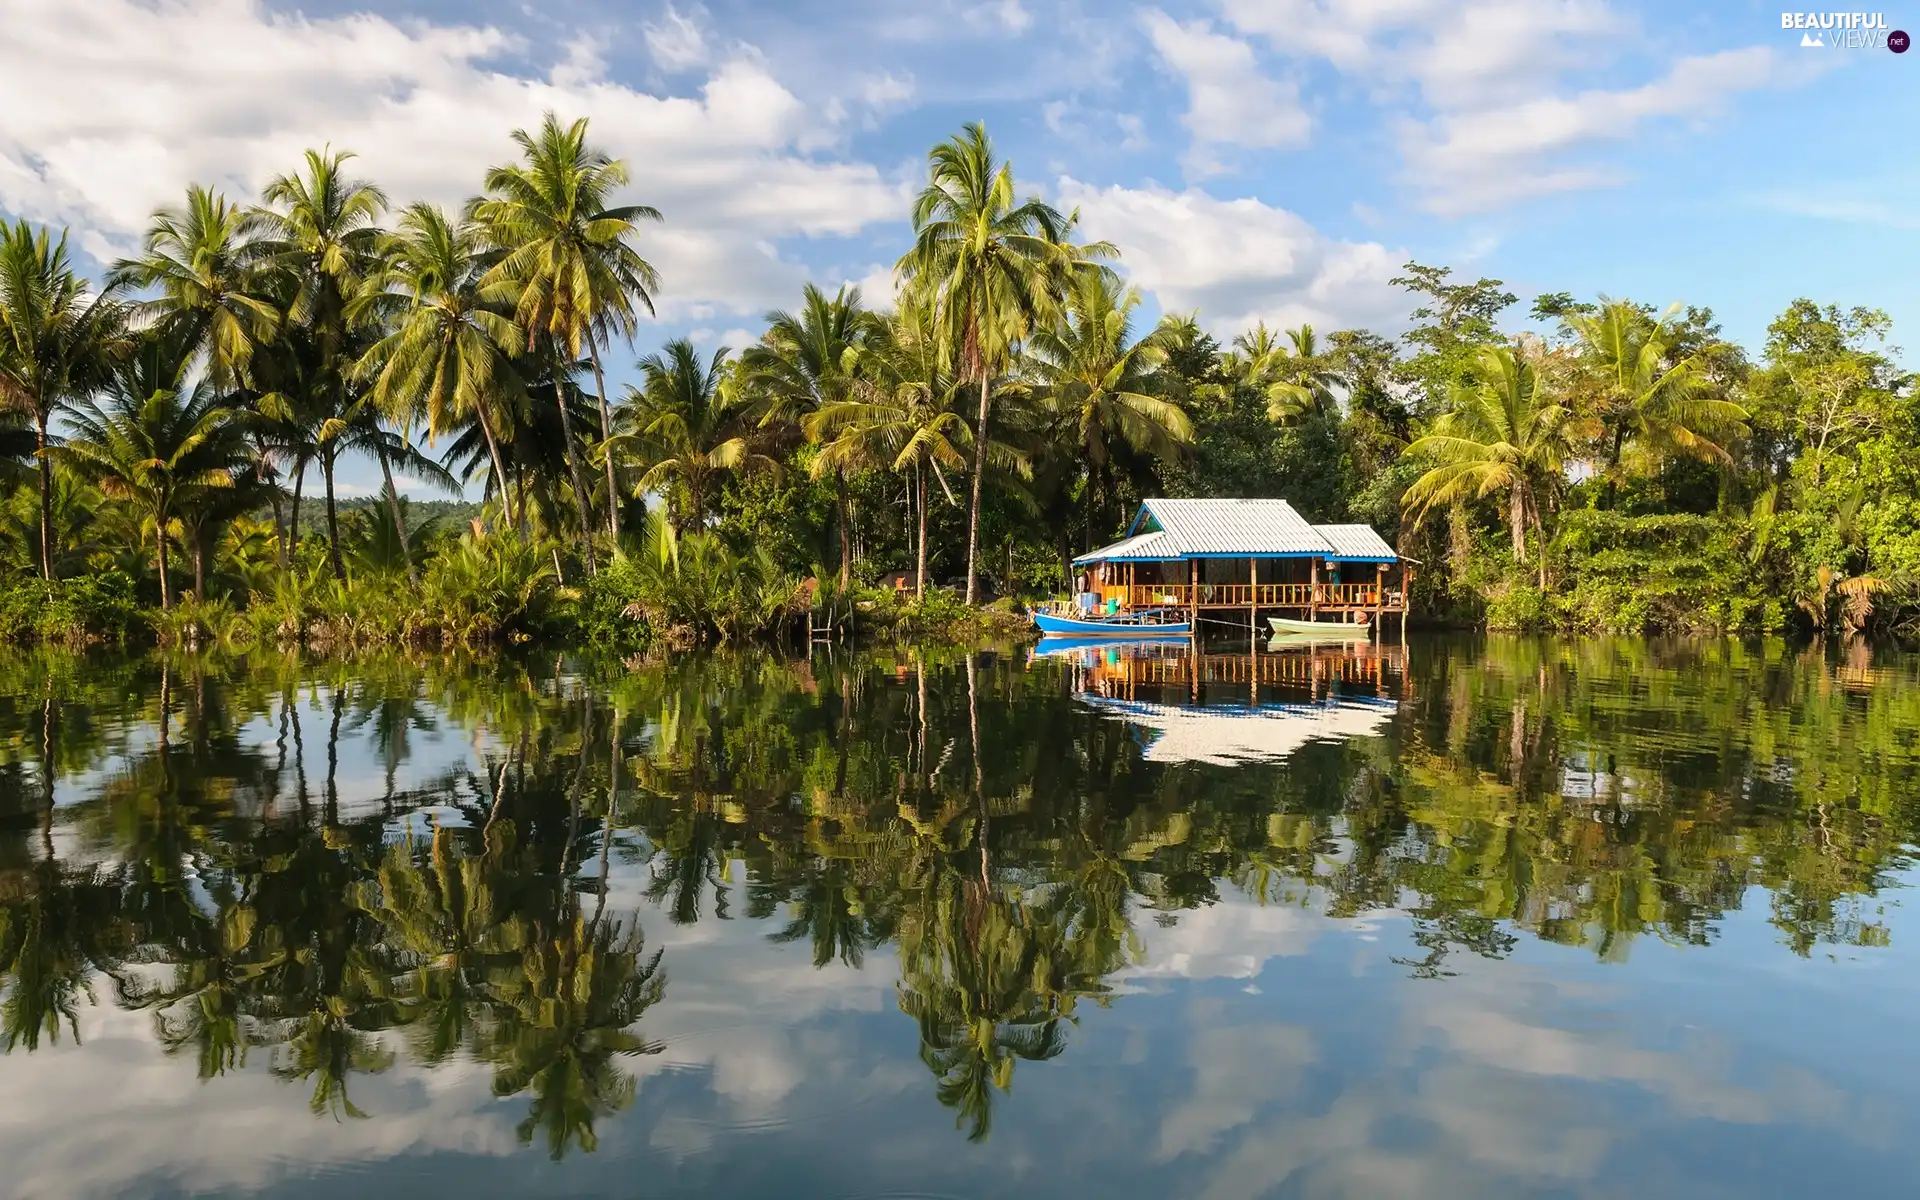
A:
[1027,274,1190,543]
[1218,322,1343,421]
[54,330,245,609]
[253,147,389,579]
[1567,300,1747,501]
[1402,344,1577,565]
[0,219,128,580]
[811,294,973,596]
[472,112,663,554]
[356,203,527,530]
[109,185,278,389]
[742,283,873,584]
[899,123,1105,604]
[604,339,774,532]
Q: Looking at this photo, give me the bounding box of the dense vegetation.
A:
[0,639,1911,1149]
[0,115,1910,646]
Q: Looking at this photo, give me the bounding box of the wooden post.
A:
[1189,558,1198,631]
[1309,557,1320,621]
[1374,562,1385,635]
[1249,557,1258,631]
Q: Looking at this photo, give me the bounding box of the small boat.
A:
[1031,633,1188,658]
[1268,616,1370,639]
[1031,606,1192,638]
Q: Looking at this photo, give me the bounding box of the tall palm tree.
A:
[1402,344,1577,565]
[1221,322,1343,421]
[899,123,1106,604]
[109,185,278,389]
[810,294,974,596]
[1567,300,1747,501]
[55,329,246,608]
[0,220,128,580]
[473,112,662,555]
[1027,274,1190,543]
[604,339,774,532]
[742,283,873,584]
[356,203,527,531]
[253,147,389,580]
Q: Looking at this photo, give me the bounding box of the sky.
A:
[0,0,1914,497]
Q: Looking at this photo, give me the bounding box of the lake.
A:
[1,635,1917,1198]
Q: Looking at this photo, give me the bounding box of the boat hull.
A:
[1032,633,1189,657]
[1268,617,1370,639]
[1033,612,1192,637]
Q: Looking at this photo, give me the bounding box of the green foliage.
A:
[0,572,141,644]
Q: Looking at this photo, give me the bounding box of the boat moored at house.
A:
[1037,498,1409,638]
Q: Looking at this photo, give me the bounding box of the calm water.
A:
[1,636,1918,1198]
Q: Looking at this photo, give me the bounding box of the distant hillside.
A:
[287,496,485,538]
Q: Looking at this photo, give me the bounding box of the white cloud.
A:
[1056,177,1408,335]
[1215,0,1801,214]
[0,0,907,319]
[1141,10,1309,175]
[1400,47,1785,214]
[643,3,711,71]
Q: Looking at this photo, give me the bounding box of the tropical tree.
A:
[357,202,528,531]
[0,219,128,580]
[109,185,278,388]
[473,112,662,554]
[742,283,873,583]
[899,123,1106,603]
[55,329,247,608]
[1027,274,1190,542]
[811,294,974,595]
[605,339,775,532]
[1566,299,1748,498]
[252,148,390,579]
[1402,344,1577,565]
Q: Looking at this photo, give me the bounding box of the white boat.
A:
[1268,616,1370,639]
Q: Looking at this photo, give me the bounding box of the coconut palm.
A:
[810,294,975,595]
[742,283,874,584]
[604,339,775,532]
[472,112,663,552]
[0,219,128,580]
[356,203,527,530]
[899,123,1106,604]
[252,147,389,579]
[1567,299,1748,499]
[1402,344,1577,564]
[1027,274,1190,542]
[109,185,278,388]
[54,330,247,609]
[1217,322,1344,422]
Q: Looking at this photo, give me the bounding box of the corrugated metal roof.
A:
[1076,498,1398,564]
[1071,530,1177,565]
[1137,498,1330,555]
[1314,524,1397,561]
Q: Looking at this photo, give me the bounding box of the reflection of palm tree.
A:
[489,909,664,1159]
[0,860,124,1051]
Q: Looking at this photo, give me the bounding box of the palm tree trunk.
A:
[156,517,172,611]
[321,450,345,581]
[270,491,287,572]
[289,462,304,566]
[966,373,990,606]
[35,411,53,582]
[475,407,520,534]
[916,459,928,599]
[376,451,416,585]
[193,530,206,600]
[548,354,599,576]
[1509,484,1528,563]
[836,469,852,586]
[590,337,620,541]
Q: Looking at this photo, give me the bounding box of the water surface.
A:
[1,636,1917,1198]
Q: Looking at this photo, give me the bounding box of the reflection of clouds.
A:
[0,1000,516,1200]
[1121,892,1333,982]
[1155,1017,1316,1161]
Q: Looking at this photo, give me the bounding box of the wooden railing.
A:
[1121,582,1393,609]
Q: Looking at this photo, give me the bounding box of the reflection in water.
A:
[0,638,1917,1194]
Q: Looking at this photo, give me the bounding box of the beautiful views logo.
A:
[1781,11,1903,48]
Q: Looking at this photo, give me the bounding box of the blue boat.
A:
[1030,607,1192,638]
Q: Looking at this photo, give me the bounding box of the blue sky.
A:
[0,0,1913,496]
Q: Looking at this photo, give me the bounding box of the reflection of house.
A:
[1039,639,1404,766]
[1072,498,1408,627]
